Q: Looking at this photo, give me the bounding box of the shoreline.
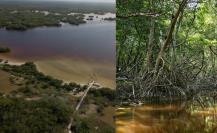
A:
[0,13,115,89]
[0,12,115,31]
[0,57,24,66]
[0,57,115,89]
[35,58,116,89]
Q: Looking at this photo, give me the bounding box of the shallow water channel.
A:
[116,102,217,133]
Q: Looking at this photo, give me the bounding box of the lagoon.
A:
[0,21,115,88]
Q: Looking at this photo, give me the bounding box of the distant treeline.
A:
[0,10,86,30]
[0,1,115,13]
[0,1,115,31]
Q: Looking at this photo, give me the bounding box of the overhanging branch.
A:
[209,46,217,56]
[117,12,161,19]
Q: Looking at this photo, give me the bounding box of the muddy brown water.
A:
[116,103,217,133]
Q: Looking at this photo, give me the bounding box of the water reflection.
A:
[116,103,217,133]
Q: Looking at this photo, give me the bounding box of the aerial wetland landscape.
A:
[2,0,217,133]
[0,1,115,133]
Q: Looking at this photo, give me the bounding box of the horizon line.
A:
[0,0,115,3]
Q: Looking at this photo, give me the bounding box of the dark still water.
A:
[0,22,116,88]
[0,22,115,62]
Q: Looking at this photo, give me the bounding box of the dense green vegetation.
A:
[117,0,217,104]
[0,10,85,31]
[0,97,72,133]
[0,1,115,31]
[72,116,114,133]
[0,62,115,132]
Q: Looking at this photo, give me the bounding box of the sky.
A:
[8,0,115,3]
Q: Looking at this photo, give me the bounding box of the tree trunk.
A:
[146,17,155,71]
[154,0,188,72]
[171,11,184,70]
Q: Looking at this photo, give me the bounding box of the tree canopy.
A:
[117,0,217,103]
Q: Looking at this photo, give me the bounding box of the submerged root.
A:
[140,68,187,103]
[142,86,186,103]
[117,66,217,105]
[117,67,189,104]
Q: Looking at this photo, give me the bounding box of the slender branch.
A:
[154,0,189,72]
[117,12,161,19]
[209,46,217,56]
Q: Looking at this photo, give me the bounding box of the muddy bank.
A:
[35,58,115,88]
[0,55,115,88]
